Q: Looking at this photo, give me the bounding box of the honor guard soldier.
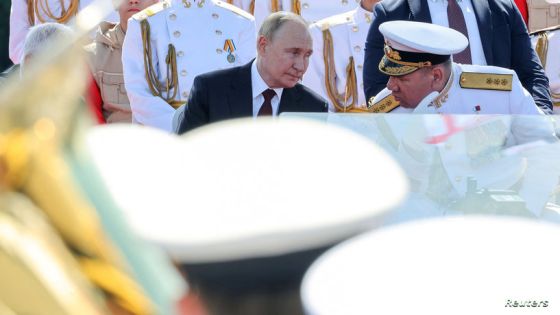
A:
[368,21,543,115]
[531,25,560,114]
[122,0,257,131]
[9,0,119,64]
[305,0,377,112]
[252,0,363,30]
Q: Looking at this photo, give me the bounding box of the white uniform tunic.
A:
[252,0,361,30]
[9,0,119,63]
[305,5,373,111]
[373,63,542,115]
[531,26,560,114]
[122,0,256,131]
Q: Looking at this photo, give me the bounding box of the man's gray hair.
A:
[22,23,74,62]
[258,11,308,41]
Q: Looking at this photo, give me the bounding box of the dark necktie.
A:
[258,89,276,116]
[447,0,472,64]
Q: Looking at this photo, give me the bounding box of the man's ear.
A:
[256,35,268,55]
[431,67,444,88]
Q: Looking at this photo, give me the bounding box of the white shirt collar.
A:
[251,59,283,100]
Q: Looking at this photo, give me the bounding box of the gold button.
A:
[177,50,184,57]
[182,91,188,98]
[174,31,181,38]
[216,48,223,54]
[354,45,361,52]
[215,30,222,36]
[169,13,176,20]
[181,70,187,76]
[302,3,309,9]
[352,26,358,32]
[212,13,219,19]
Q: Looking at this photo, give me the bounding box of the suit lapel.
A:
[228,61,253,118]
[408,0,432,22]
[278,85,303,113]
[470,0,493,63]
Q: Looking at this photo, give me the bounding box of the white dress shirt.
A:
[427,0,487,65]
[251,59,284,117]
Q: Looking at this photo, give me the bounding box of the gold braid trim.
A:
[322,29,368,112]
[227,0,233,4]
[271,0,279,12]
[292,0,301,14]
[140,20,179,107]
[535,32,548,69]
[31,0,79,24]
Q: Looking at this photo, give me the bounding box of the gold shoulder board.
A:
[132,0,169,21]
[368,94,400,113]
[215,1,253,19]
[459,72,513,91]
[317,11,353,31]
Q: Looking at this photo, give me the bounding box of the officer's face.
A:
[118,0,157,28]
[257,21,313,88]
[386,69,434,108]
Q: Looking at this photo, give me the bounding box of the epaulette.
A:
[132,0,170,21]
[215,0,254,20]
[530,24,560,35]
[316,11,353,31]
[459,72,513,91]
[367,94,400,113]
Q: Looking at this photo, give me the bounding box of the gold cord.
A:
[249,0,255,14]
[271,0,279,12]
[322,29,368,112]
[30,0,79,25]
[292,0,301,14]
[141,20,179,106]
[535,32,548,69]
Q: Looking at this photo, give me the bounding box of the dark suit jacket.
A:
[177,61,328,134]
[363,0,553,112]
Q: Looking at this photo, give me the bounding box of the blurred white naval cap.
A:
[302,216,560,315]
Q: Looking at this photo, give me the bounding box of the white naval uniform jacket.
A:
[371,63,558,217]
[122,0,257,131]
[9,0,118,64]
[252,0,361,30]
[305,5,373,111]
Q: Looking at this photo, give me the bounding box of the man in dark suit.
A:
[177,11,327,134]
[363,0,553,113]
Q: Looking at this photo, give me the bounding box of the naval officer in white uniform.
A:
[366,21,559,221]
[369,21,543,115]
[305,0,377,112]
[122,0,256,131]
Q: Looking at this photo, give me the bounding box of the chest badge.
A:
[224,39,236,63]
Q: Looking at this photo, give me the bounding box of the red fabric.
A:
[85,71,106,124]
[514,0,529,26]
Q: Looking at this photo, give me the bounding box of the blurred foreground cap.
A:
[302,216,560,315]
[86,118,408,294]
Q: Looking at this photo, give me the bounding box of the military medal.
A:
[224,39,236,63]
